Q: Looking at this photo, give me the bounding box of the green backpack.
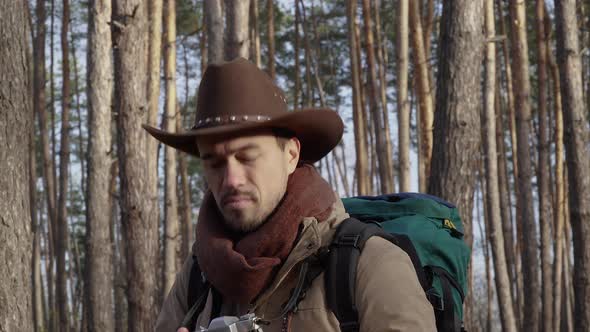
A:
[325,193,470,332]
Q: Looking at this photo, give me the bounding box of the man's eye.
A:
[238,154,258,163]
[207,159,225,169]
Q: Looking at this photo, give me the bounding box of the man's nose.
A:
[222,159,246,189]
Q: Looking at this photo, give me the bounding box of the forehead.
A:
[197,132,277,158]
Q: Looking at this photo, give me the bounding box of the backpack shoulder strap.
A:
[182,256,222,330]
[325,218,428,332]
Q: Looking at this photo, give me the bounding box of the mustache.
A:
[220,190,256,205]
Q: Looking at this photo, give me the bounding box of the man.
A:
[146,58,435,332]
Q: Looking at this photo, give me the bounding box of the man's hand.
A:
[177,328,189,332]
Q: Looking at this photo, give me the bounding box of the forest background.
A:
[1,0,590,332]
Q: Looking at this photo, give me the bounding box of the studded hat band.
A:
[192,114,274,130]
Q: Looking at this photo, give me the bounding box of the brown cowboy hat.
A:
[143,57,343,163]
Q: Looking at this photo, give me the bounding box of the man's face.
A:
[197,132,300,232]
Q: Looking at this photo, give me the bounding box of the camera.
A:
[195,313,265,332]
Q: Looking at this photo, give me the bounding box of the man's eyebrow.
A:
[200,143,260,161]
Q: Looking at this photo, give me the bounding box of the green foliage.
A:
[176,0,201,37]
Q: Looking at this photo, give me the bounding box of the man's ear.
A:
[286,137,301,174]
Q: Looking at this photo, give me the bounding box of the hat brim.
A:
[142,108,344,163]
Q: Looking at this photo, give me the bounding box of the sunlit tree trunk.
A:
[112,0,159,330]
[482,0,518,329]
[346,0,369,196]
[147,0,163,189]
[0,1,33,329]
[508,2,541,330]
[555,1,590,329]
[163,0,179,297]
[86,0,115,330]
[225,0,250,60]
[409,0,434,193]
[204,0,223,64]
[56,1,72,329]
[361,0,394,193]
[397,0,410,192]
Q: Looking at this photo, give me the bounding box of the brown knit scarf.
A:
[195,164,335,304]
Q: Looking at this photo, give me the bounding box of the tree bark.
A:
[177,108,192,261]
[397,0,410,192]
[346,0,369,196]
[266,0,275,79]
[508,2,541,330]
[249,0,261,67]
[163,0,180,297]
[555,1,590,329]
[225,0,250,60]
[86,0,115,330]
[482,1,517,329]
[112,0,159,330]
[409,0,434,193]
[0,1,33,329]
[534,2,554,331]
[56,1,72,329]
[428,0,483,245]
[147,0,163,183]
[204,0,223,64]
[294,1,301,109]
[361,0,394,194]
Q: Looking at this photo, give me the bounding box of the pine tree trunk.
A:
[534,2,553,331]
[56,0,72,329]
[177,111,192,261]
[205,0,223,64]
[346,0,369,196]
[0,0,33,329]
[267,0,275,79]
[163,0,179,297]
[555,1,590,329]
[508,2,541,330]
[294,2,301,109]
[482,0,517,329]
[428,0,483,242]
[70,24,87,199]
[249,0,261,67]
[30,125,44,332]
[147,0,163,179]
[225,0,250,60]
[373,0,394,192]
[361,0,393,194]
[409,0,434,193]
[397,0,411,192]
[86,0,115,330]
[112,1,159,330]
[495,73,516,302]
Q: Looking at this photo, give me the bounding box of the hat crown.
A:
[194,58,288,129]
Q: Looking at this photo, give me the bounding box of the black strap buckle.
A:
[335,234,361,248]
[427,290,444,311]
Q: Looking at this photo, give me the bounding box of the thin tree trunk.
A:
[56,1,72,329]
[266,0,275,79]
[204,0,223,64]
[177,108,192,261]
[495,70,516,300]
[300,0,313,109]
[482,0,517,329]
[70,23,87,199]
[555,1,590,329]
[249,0,261,67]
[373,0,394,192]
[535,2,553,331]
[361,0,393,194]
[0,0,33,329]
[112,0,159,330]
[225,0,250,60]
[86,0,115,330]
[163,0,180,297]
[397,0,410,192]
[147,0,163,183]
[409,0,434,193]
[50,0,57,207]
[508,2,541,330]
[346,0,369,196]
[294,2,301,109]
[31,126,44,332]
